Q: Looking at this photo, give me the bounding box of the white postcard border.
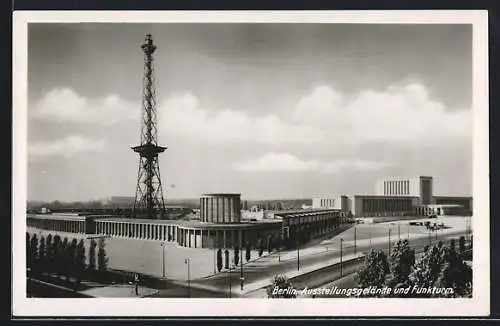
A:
[12,10,490,317]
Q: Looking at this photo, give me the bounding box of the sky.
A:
[27,23,473,202]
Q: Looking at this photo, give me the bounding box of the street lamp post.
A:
[340,238,344,277]
[354,227,357,256]
[369,223,372,247]
[184,258,191,298]
[388,229,392,256]
[398,223,401,240]
[297,223,300,271]
[228,264,234,298]
[160,242,166,278]
[240,238,244,291]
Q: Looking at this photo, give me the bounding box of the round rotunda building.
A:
[200,193,241,223]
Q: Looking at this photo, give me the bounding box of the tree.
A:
[75,239,86,287]
[224,249,229,269]
[258,239,264,257]
[434,241,472,297]
[385,239,415,292]
[61,237,70,280]
[53,235,63,276]
[46,234,54,273]
[459,236,466,255]
[267,274,297,298]
[234,246,240,266]
[88,239,97,272]
[217,248,223,272]
[29,234,39,275]
[68,239,77,281]
[408,245,446,297]
[357,249,390,294]
[245,243,251,262]
[267,235,273,254]
[26,233,31,271]
[38,236,46,274]
[97,237,109,273]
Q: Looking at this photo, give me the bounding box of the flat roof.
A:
[426,204,464,208]
[433,196,472,200]
[27,214,109,221]
[93,217,281,229]
[274,209,341,217]
[353,195,418,199]
[201,193,241,197]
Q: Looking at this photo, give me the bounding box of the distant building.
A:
[318,175,471,218]
[312,195,351,211]
[375,176,433,205]
[350,195,416,217]
[104,196,135,208]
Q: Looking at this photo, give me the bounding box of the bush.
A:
[245,244,251,262]
[217,249,223,272]
[267,274,297,298]
[97,238,109,273]
[234,246,240,266]
[88,239,97,272]
[224,249,229,269]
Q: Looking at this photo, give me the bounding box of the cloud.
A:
[32,83,470,148]
[291,83,471,144]
[31,88,139,125]
[158,93,323,145]
[233,152,392,173]
[156,82,470,148]
[29,135,106,160]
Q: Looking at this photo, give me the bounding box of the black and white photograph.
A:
[12,11,489,317]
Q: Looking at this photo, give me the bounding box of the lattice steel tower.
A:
[132,34,166,219]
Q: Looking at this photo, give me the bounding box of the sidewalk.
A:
[80,284,159,298]
[167,252,364,296]
[236,252,364,295]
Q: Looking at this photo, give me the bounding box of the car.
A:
[428,214,438,219]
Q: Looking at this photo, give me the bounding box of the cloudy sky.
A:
[27,23,472,202]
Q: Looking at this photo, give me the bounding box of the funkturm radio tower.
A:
[132,34,167,219]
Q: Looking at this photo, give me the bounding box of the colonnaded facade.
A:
[27,194,348,250]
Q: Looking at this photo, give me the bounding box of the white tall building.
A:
[375,176,433,205]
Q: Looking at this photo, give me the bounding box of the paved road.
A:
[194,227,468,296]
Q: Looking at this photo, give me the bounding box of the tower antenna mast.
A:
[132,34,167,219]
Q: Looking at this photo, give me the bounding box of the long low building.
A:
[26,213,115,234]
[312,176,472,219]
[27,197,349,250]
